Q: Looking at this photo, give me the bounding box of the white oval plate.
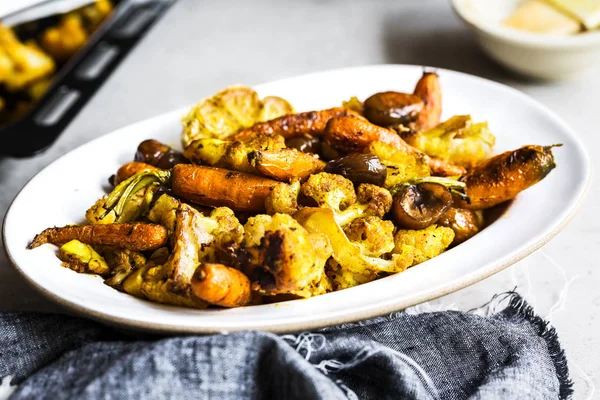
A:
[3,65,590,334]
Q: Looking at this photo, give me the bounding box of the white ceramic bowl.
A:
[3,65,590,334]
[452,0,600,80]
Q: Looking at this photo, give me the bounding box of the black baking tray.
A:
[1,0,175,157]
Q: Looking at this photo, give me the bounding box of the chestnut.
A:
[363,91,424,126]
[392,182,452,229]
[437,207,483,245]
[135,139,187,169]
[324,154,387,186]
[285,136,321,154]
[320,141,342,161]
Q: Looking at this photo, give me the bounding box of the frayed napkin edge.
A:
[320,291,573,400]
[503,293,573,400]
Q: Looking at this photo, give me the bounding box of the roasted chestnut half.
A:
[320,141,342,161]
[285,136,321,154]
[392,182,452,229]
[363,91,424,126]
[324,154,387,186]
[437,207,483,245]
[135,139,187,169]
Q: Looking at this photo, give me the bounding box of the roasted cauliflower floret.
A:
[140,204,215,308]
[146,193,180,234]
[81,0,114,31]
[122,248,168,299]
[183,133,285,173]
[343,216,395,257]
[301,172,392,226]
[0,25,55,91]
[242,213,332,298]
[137,203,244,308]
[406,115,496,168]
[356,183,393,218]
[210,207,244,244]
[326,259,375,291]
[364,141,430,189]
[205,207,244,265]
[142,263,208,309]
[265,180,301,215]
[40,14,88,62]
[301,171,356,209]
[102,248,147,289]
[295,208,410,291]
[57,240,110,276]
[164,204,218,294]
[392,225,454,266]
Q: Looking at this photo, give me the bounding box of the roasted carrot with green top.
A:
[455,145,559,210]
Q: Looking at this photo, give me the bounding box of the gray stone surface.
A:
[0,0,597,396]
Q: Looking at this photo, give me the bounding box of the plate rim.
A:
[2,63,592,334]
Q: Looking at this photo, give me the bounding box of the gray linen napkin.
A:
[0,293,572,400]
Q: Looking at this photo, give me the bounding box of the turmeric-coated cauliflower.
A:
[301,172,392,226]
[406,115,495,168]
[392,225,454,266]
[40,14,87,62]
[136,204,243,309]
[183,133,285,173]
[364,141,430,189]
[265,180,301,215]
[206,207,244,266]
[102,248,147,289]
[242,213,332,298]
[0,25,55,91]
[295,207,409,291]
[343,216,395,258]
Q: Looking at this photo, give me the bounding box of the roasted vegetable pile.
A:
[28,72,559,309]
